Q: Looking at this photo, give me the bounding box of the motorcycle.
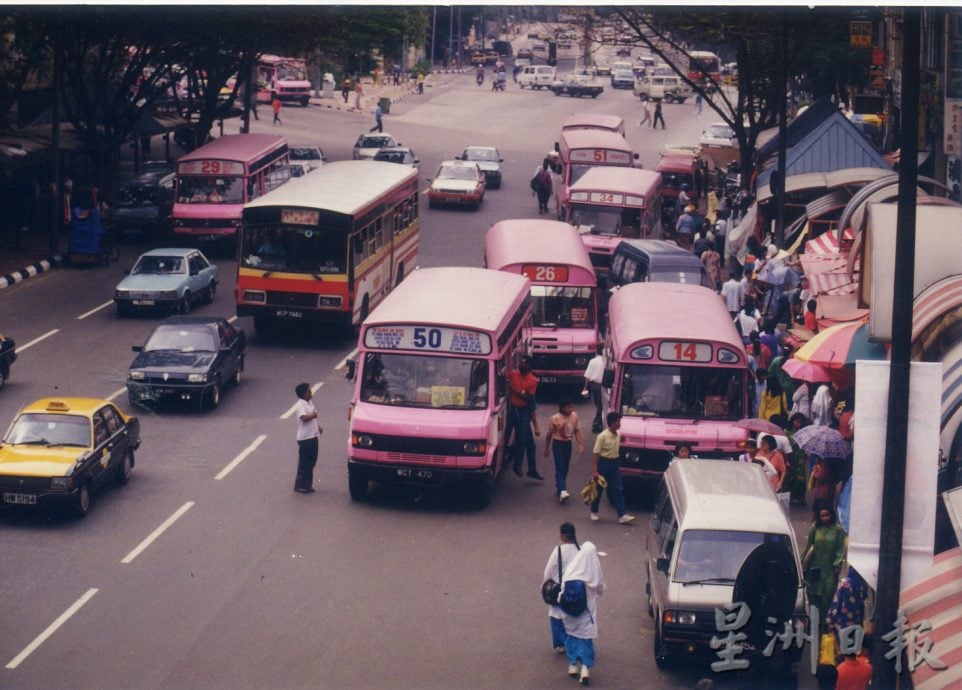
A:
[476,70,484,86]
[491,76,505,92]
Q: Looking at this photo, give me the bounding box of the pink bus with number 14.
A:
[604,282,749,478]
[485,219,598,388]
[347,267,531,508]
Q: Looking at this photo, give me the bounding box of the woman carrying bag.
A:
[802,502,847,629]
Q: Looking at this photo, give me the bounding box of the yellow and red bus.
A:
[237,161,420,335]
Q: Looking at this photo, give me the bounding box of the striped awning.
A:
[805,226,856,255]
[912,275,962,343]
[900,547,962,689]
[807,272,858,296]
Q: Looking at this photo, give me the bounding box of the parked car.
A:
[517,47,534,60]
[699,122,736,148]
[549,75,604,98]
[457,146,503,188]
[0,397,141,518]
[514,58,531,70]
[610,69,635,89]
[289,145,326,171]
[373,146,420,170]
[104,166,175,239]
[114,248,218,317]
[127,315,246,410]
[593,63,612,76]
[532,44,547,54]
[352,133,399,160]
[0,333,15,389]
[427,160,486,210]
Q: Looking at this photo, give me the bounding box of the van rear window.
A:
[674,530,790,584]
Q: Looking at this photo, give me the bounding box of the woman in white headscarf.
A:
[561,541,605,686]
[543,522,580,653]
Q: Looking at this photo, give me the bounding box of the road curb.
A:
[0,253,63,289]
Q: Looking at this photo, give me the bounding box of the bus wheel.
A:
[474,472,494,509]
[348,466,368,501]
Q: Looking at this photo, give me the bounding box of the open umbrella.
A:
[793,320,886,370]
[781,358,832,383]
[735,418,784,435]
[792,424,850,459]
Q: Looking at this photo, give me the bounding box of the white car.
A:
[352,133,399,160]
[290,145,326,171]
[699,122,736,148]
[427,160,485,210]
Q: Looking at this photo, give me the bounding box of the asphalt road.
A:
[0,66,815,689]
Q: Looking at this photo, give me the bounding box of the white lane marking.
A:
[76,300,113,320]
[121,502,194,564]
[215,434,267,480]
[6,588,99,669]
[334,348,358,371]
[227,316,238,323]
[106,387,127,402]
[280,382,324,419]
[18,329,59,352]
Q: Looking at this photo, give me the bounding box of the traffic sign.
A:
[851,21,872,49]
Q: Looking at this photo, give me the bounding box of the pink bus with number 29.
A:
[347,267,531,507]
[604,282,749,478]
[485,219,599,387]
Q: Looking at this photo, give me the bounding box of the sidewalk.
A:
[310,68,464,113]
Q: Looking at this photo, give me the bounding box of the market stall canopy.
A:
[793,320,886,369]
[757,167,892,203]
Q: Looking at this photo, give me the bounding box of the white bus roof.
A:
[561,113,625,133]
[485,220,595,279]
[568,166,662,195]
[608,282,745,360]
[244,160,418,217]
[363,267,530,336]
[560,129,633,152]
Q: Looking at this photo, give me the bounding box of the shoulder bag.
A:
[541,546,563,605]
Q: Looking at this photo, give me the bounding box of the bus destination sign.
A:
[177,159,244,176]
[364,325,492,355]
[281,209,319,226]
[521,264,569,283]
[569,149,632,164]
[658,341,712,363]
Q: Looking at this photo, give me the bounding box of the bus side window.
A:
[373,217,384,250]
[248,177,260,202]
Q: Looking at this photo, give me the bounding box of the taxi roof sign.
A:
[45,401,70,412]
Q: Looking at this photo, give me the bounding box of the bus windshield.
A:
[618,363,743,419]
[277,66,307,81]
[569,204,642,237]
[241,225,346,274]
[530,286,595,328]
[177,176,244,204]
[674,530,790,584]
[568,163,596,186]
[360,352,488,409]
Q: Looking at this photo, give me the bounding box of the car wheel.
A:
[647,582,654,618]
[176,292,191,315]
[654,623,675,670]
[232,358,243,386]
[115,449,133,486]
[591,93,598,98]
[203,281,216,304]
[664,94,674,104]
[207,382,221,410]
[71,483,92,519]
[348,465,369,501]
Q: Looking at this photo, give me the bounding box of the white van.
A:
[633,74,693,103]
[646,459,807,674]
[518,65,556,90]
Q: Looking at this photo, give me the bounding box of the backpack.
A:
[559,579,588,616]
[537,169,552,192]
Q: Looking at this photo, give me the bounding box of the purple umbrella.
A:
[792,424,850,459]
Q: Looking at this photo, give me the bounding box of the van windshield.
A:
[619,363,744,419]
[674,530,791,584]
[570,204,642,237]
[359,352,488,409]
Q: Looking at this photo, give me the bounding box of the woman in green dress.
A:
[802,501,847,629]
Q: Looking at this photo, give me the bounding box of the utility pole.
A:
[49,18,62,252]
[430,6,437,66]
[448,7,454,69]
[871,7,920,689]
[775,18,788,247]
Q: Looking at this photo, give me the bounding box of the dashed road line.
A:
[6,588,99,669]
[280,382,324,419]
[106,387,127,402]
[121,502,194,564]
[76,300,113,320]
[18,329,59,352]
[216,434,267,480]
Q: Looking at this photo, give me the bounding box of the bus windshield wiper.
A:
[681,577,735,586]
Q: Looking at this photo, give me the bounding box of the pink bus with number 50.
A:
[485,219,598,388]
[604,282,749,478]
[347,267,531,507]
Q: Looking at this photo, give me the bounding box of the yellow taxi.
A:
[0,398,141,518]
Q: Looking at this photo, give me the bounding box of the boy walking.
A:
[589,412,635,524]
[271,93,282,125]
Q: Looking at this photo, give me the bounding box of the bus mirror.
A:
[656,557,670,574]
[602,368,615,388]
[345,359,356,381]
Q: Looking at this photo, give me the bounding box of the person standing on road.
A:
[534,161,553,215]
[417,71,425,95]
[293,382,322,493]
[544,400,585,502]
[589,412,635,524]
[271,92,282,125]
[652,99,666,129]
[353,80,364,110]
[506,357,543,479]
[638,99,652,129]
[543,522,580,653]
[547,151,563,217]
[370,102,383,133]
[561,541,606,686]
[582,344,605,433]
[695,92,703,116]
[341,77,351,103]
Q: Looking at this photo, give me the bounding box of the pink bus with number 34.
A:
[604,282,749,478]
[347,267,531,507]
[484,219,598,388]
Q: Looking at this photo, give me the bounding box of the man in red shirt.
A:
[505,357,542,479]
[835,652,871,690]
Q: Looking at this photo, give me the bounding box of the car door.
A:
[216,321,242,380]
[99,404,130,478]
[186,253,209,294]
[89,410,115,488]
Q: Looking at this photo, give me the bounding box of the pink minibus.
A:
[173,134,290,243]
[561,113,626,137]
[604,282,749,478]
[484,219,598,387]
[565,166,663,276]
[348,267,531,507]
[557,129,639,207]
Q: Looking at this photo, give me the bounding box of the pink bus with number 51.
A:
[604,282,749,478]
[347,267,531,507]
[485,219,598,388]
[557,129,639,211]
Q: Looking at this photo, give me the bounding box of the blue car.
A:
[114,248,218,317]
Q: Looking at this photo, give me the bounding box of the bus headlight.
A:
[318,296,343,308]
[463,441,487,455]
[352,433,374,448]
[663,610,698,625]
[242,290,266,304]
[624,451,640,463]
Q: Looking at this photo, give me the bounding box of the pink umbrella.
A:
[735,418,784,435]
[782,358,833,383]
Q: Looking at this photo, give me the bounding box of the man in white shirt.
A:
[582,344,605,433]
[720,270,745,318]
[294,382,323,493]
